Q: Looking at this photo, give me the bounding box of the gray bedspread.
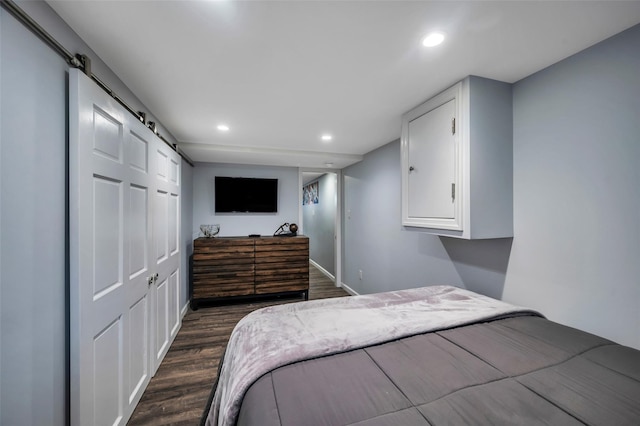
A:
[236,315,640,425]
[237,316,640,426]
[206,285,540,426]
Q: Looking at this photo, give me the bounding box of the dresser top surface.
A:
[196,235,307,240]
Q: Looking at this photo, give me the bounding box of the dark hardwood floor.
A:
[128,264,349,425]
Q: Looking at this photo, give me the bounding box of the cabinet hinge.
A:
[451,183,456,201]
[451,118,456,135]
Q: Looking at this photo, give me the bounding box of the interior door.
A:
[69,68,175,425]
[151,140,181,372]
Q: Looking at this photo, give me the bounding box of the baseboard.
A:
[181,301,189,319]
[309,259,335,282]
[339,281,359,296]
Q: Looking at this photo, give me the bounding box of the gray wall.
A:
[0,1,193,423]
[1,8,67,425]
[303,173,336,276]
[343,141,513,297]
[342,24,640,350]
[503,23,640,349]
[192,163,299,238]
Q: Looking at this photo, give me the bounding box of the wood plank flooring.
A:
[128,264,349,425]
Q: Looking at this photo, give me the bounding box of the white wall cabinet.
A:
[401,76,513,239]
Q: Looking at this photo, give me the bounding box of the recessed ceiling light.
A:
[321,134,333,142]
[217,124,230,131]
[422,32,445,47]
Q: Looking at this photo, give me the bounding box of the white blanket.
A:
[206,285,540,426]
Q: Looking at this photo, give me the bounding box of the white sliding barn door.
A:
[151,141,181,372]
[69,69,181,426]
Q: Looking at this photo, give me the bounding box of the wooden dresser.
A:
[191,236,309,308]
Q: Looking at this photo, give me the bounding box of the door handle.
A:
[147,273,160,287]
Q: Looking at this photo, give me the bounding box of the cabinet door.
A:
[407,98,456,219]
[401,81,462,232]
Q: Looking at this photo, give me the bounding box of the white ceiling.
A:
[47,1,640,169]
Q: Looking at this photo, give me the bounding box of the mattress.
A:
[203,286,640,426]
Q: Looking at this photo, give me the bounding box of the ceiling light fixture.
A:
[422,32,445,47]
[321,134,333,142]
[217,124,230,131]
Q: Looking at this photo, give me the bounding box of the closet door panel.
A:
[124,126,153,408]
[151,139,182,372]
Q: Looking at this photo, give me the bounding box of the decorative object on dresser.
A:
[200,224,220,238]
[191,236,309,309]
[273,222,298,237]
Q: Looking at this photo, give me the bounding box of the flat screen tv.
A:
[215,176,278,213]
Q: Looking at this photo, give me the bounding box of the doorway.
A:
[299,170,342,287]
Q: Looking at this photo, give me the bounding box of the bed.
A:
[202,285,640,426]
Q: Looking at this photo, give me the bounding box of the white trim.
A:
[297,169,303,234]
[309,259,335,282]
[339,281,359,296]
[181,301,189,319]
[335,171,343,287]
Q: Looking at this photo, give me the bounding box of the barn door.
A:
[150,134,181,372]
[69,69,180,425]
